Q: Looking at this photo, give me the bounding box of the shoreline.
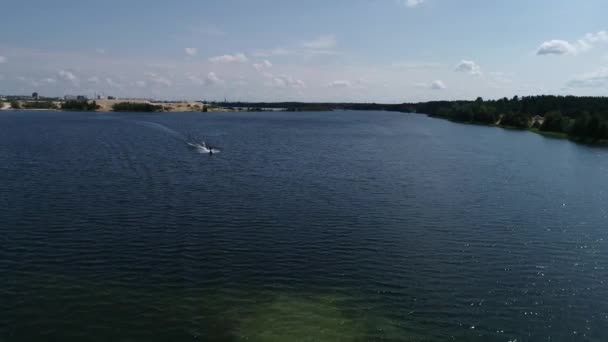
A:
[427,114,608,146]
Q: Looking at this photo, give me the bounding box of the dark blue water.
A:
[1,110,607,341]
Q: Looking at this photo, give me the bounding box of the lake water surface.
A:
[1,110,607,341]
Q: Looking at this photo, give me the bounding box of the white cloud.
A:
[536,40,577,55]
[209,53,248,63]
[186,72,223,86]
[144,72,172,87]
[326,80,352,88]
[254,36,338,60]
[398,0,425,8]
[0,56,7,63]
[105,78,122,88]
[58,70,79,85]
[268,74,306,89]
[431,80,446,90]
[135,80,147,88]
[43,78,57,84]
[455,60,482,75]
[253,60,273,71]
[206,72,223,85]
[567,67,608,88]
[537,30,608,56]
[301,35,337,49]
[95,48,106,54]
[184,47,198,56]
[584,31,608,44]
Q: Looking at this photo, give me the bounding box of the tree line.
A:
[111,102,163,112]
[408,96,608,142]
[62,100,98,111]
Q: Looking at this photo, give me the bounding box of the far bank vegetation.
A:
[112,102,164,112]
[62,100,98,111]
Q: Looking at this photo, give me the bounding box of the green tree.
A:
[587,116,602,141]
[62,100,97,111]
[570,114,590,138]
[112,102,163,112]
[541,111,567,133]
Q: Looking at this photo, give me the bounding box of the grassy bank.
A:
[528,127,569,139]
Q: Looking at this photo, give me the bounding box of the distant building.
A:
[64,95,77,100]
[108,96,116,100]
[532,115,545,126]
[76,95,88,101]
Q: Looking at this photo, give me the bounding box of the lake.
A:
[1,110,607,341]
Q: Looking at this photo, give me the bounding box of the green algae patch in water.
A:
[235,295,365,342]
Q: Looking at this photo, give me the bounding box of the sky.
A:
[1,0,608,102]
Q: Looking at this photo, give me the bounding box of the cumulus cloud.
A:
[455,60,482,75]
[58,70,79,85]
[584,30,608,44]
[267,74,305,89]
[144,72,172,87]
[253,60,273,71]
[326,80,352,88]
[567,67,608,88]
[206,72,223,85]
[0,56,7,63]
[184,47,198,56]
[430,80,446,90]
[301,35,337,49]
[185,73,223,86]
[209,53,248,63]
[536,40,578,55]
[537,30,608,56]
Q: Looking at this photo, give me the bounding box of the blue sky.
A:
[1,0,608,102]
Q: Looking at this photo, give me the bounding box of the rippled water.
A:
[1,110,608,341]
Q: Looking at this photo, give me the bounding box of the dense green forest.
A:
[22,101,59,110]
[409,96,608,142]
[62,100,98,111]
[112,102,163,112]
